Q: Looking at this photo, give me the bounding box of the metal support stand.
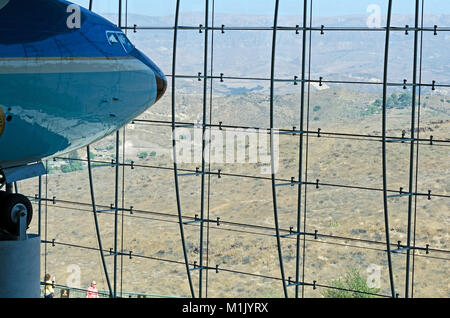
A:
[0,234,40,298]
[5,182,12,193]
[18,208,27,241]
[0,204,39,298]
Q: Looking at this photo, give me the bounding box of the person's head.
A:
[45,273,51,281]
[91,280,96,288]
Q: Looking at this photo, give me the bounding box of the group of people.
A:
[44,273,99,298]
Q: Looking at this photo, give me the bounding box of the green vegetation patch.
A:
[61,151,84,173]
[363,92,413,116]
[322,267,380,298]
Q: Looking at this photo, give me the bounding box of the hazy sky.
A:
[72,0,450,17]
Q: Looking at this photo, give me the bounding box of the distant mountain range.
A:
[104,13,450,94]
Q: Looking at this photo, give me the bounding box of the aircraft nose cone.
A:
[129,48,167,103]
[155,72,167,103]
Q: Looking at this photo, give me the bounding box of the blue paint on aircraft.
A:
[0,0,167,169]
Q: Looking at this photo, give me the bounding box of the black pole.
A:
[405,0,421,298]
[270,0,288,298]
[381,0,396,298]
[411,0,425,299]
[171,0,196,298]
[87,146,113,298]
[198,0,210,298]
[38,176,42,237]
[113,0,122,298]
[113,131,120,298]
[295,0,308,298]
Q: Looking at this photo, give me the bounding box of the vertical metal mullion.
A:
[120,126,126,298]
[270,0,288,298]
[199,0,210,299]
[205,0,216,298]
[113,132,120,298]
[113,0,123,298]
[405,0,421,298]
[381,0,396,298]
[301,0,313,297]
[38,176,42,237]
[295,0,308,299]
[120,0,129,298]
[118,0,122,29]
[411,0,425,299]
[87,146,113,298]
[44,160,48,285]
[171,0,196,298]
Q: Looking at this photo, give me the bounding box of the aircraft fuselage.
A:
[0,0,167,169]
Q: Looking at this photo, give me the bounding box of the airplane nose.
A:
[155,71,167,103]
[129,48,167,103]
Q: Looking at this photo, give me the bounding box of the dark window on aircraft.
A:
[106,32,120,45]
[116,33,134,53]
[106,31,134,53]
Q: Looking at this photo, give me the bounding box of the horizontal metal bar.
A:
[182,216,221,225]
[121,25,450,33]
[391,247,410,253]
[39,223,449,258]
[387,192,413,198]
[278,130,305,135]
[175,124,196,128]
[385,138,416,143]
[280,230,318,238]
[275,181,304,187]
[131,120,450,145]
[189,266,208,272]
[178,172,204,176]
[165,74,450,88]
[182,219,206,225]
[391,243,430,254]
[175,123,205,128]
[280,231,302,238]
[104,249,131,257]
[96,208,115,213]
[105,253,118,257]
[286,279,316,288]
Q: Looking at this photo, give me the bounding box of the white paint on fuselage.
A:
[0,57,149,74]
